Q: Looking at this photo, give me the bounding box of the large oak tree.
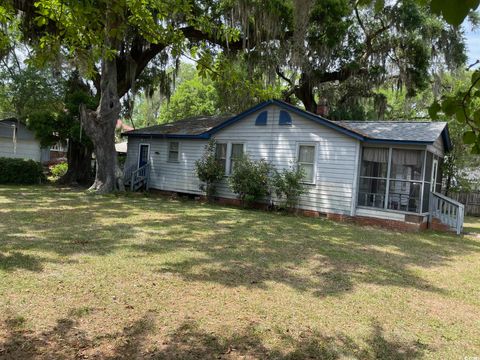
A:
[1,0,477,192]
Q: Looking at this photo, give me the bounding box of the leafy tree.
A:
[378,71,480,193]
[0,58,97,185]
[2,0,243,193]
[429,69,480,154]
[159,74,218,122]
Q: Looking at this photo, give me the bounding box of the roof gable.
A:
[122,100,452,151]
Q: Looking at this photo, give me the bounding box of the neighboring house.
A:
[49,141,68,163]
[464,168,480,191]
[0,118,50,163]
[122,99,464,233]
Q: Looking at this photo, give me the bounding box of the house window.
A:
[168,142,179,162]
[358,147,429,213]
[358,147,389,209]
[298,145,316,183]
[215,143,227,171]
[229,143,244,174]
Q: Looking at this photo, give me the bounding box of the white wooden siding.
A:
[427,136,444,157]
[125,137,207,194]
[125,104,361,214]
[0,138,42,161]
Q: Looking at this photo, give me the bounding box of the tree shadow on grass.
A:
[143,212,480,296]
[0,311,428,360]
[0,252,44,272]
[1,186,480,297]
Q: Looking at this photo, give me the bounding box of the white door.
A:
[430,159,438,192]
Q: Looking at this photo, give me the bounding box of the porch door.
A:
[138,144,149,168]
[430,159,438,192]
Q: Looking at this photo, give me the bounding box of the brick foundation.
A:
[429,218,450,232]
[146,189,445,233]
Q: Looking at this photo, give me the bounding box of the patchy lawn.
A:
[0,186,479,359]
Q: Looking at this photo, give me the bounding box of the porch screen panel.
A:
[387,149,424,213]
[358,147,388,208]
[422,183,430,213]
[436,158,444,193]
[422,152,433,213]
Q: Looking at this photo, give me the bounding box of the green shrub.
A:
[50,162,68,178]
[0,157,45,184]
[229,155,272,206]
[195,140,225,200]
[271,165,306,211]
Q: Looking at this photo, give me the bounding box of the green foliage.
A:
[49,162,68,178]
[195,140,225,199]
[429,69,480,153]
[358,0,479,26]
[271,166,306,211]
[208,56,284,114]
[159,74,218,122]
[429,0,479,26]
[229,155,272,206]
[0,157,45,184]
[0,65,64,123]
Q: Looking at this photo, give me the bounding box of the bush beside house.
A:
[195,140,225,200]
[0,157,46,184]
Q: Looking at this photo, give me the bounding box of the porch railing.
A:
[429,192,464,235]
[124,163,150,191]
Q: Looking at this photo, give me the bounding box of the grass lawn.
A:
[1,185,480,359]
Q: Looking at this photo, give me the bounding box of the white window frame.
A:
[167,141,180,163]
[228,142,245,175]
[137,143,150,169]
[296,142,317,185]
[215,142,228,174]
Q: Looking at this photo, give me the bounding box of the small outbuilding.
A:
[0,118,50,163]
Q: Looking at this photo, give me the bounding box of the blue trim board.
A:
[123,99,452,152]
[364,139,433,146]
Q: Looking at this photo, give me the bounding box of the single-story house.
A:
[122,99,464,233]
[0,118,50,163]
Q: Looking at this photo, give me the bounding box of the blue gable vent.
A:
[255,111,268,126]
[279,110,292,125]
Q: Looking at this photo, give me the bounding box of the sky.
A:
[464,15,480,66]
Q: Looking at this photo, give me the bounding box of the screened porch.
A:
[357,146,443,215]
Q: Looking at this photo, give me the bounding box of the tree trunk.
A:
[294,73,317,113]
[59,139,93,185]
[80,54,123,193]
[445,174,452,196]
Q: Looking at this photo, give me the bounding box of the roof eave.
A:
[122,132,210,139]
[363,139,434,146]
[441,123,453,152]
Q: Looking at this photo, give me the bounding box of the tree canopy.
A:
[0,0,478,192]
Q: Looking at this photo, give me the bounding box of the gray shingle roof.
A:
[333,121,448,143]
[124,115,232,137]
[122,100,450,150]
